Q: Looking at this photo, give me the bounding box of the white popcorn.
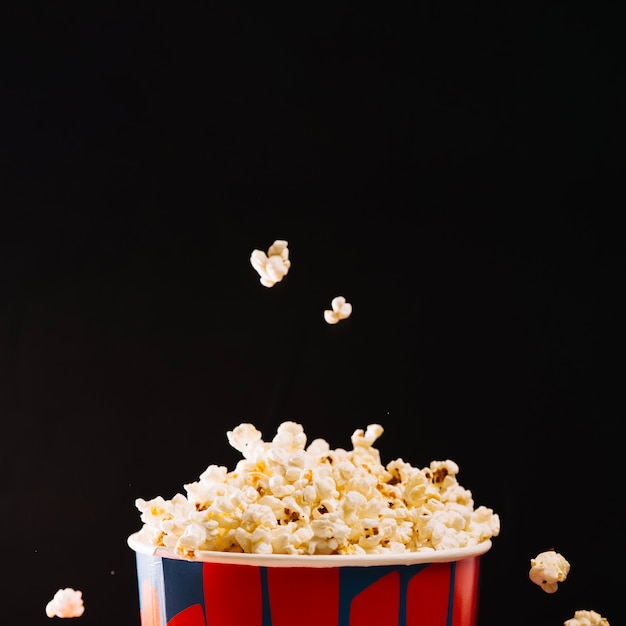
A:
[564,610,610,626]
[133,421,500,557]
[529,549,571,593]
[250,239,291,287]
[468,505,501,542]
[45,588,84,619]
[324,296,352,324]
[227,422,263,455]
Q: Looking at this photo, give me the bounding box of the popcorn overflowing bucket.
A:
[128,532,491,626]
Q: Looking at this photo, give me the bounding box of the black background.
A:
[1,2,623,625]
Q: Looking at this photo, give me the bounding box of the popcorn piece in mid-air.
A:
[563,609,610,626]
[250,240,291,287]
[529,549,570,593]
[323,296,352,324]
[45,588,85,619]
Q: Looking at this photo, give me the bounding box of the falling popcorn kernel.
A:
[250,239,291,287]
[563,609,610,626]
[45,588,85,618]
[324,296,352,324]
[529,549,570,593]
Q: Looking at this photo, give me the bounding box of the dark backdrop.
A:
[1,2,622,625]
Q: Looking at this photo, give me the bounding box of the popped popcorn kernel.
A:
[250,239,291,287]
[324,296,352,324]
[529,549,571,593]
[564,609,610,626]
[45,588,85,619]
[133,422,500,557]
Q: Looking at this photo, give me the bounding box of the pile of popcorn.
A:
[133,422,500,558]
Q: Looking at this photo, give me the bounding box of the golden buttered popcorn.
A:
[133,422,500,559]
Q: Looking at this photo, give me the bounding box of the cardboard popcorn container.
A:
[128,532,492,626]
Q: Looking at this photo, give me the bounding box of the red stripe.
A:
[349,571,400,626]
[407,563,451,625]
[167,604,205,626]
[202,563,263,625]
[267,567,340,626]
[452,557,480,626]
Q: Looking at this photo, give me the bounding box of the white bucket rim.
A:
[127,531,492,568]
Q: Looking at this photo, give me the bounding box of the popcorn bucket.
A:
[128,532,491,626]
